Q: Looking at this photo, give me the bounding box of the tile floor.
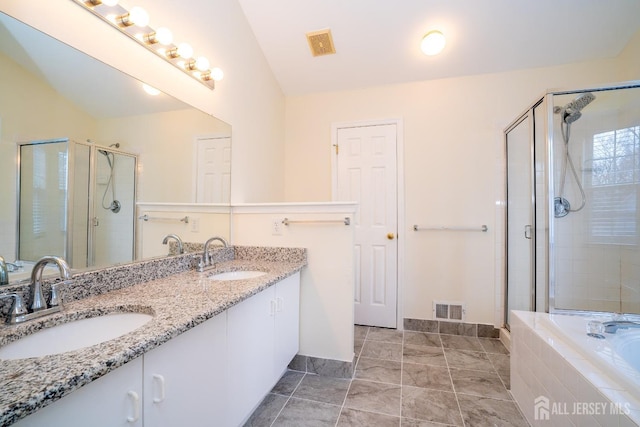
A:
[244,326,529,426]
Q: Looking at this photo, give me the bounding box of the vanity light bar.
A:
[71,0,218,90]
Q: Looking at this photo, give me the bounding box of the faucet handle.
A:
[50,280,72,308]
[192,254,205,272]
[0,293,28,324]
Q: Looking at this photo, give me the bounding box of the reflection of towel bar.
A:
[139,214,189,224]
[283,217,351,226]
[413,225,488,232]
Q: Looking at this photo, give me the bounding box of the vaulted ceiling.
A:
[237,0,640,96]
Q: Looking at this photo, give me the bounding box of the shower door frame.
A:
[16,138,81,263]
[15,139,138,269]
[546,81,640,316]
[504,108,538,330]
[89,144,138,268]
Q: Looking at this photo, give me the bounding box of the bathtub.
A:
[510,310,640,426]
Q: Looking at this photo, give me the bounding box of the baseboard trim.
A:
[287,354,354,379]
[403,318,500,338]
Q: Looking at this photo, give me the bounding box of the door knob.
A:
[387,233,395,240]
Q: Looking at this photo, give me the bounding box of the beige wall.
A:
[232,204,356,363]
[0,50,97,260]
[283,56,631,325]
[3,2,639,336]
[97,110,230,203]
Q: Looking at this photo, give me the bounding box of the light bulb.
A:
[176,43,193,59]
[195,57,210,72]
[128,6,149,27]
[142,83,161,96]
[211,67,224,81]
[89,0,119,5]
[155,27,173,45]
[421,30,446,56]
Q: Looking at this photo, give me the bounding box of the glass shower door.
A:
[91,148,136,267]
[506,112,536,328]
[18,139,72,261]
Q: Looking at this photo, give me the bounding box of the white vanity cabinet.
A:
[11,271,301,427]
[12,356,144,427]
[143,312,228,427]
[227,272,301,426]
[273,273,301,376]
[12,314,227,427]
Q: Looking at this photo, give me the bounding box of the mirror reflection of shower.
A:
[97,142,122,214]
[18,138,137,268]
[553,92,596,218]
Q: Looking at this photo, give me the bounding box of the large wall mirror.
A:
[0,12,231,285]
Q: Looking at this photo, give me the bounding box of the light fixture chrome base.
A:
[71,0,216,90]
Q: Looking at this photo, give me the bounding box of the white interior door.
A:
[195,136,231,203]
[336,124,398,328]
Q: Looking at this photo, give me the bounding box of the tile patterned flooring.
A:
[245,325,529,427]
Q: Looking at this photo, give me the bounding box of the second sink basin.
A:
[209,271,267,281]
[0,312,153,360]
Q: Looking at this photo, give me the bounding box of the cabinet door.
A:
[13,357,143,427]
[144,313,227,427]
[274,272,300,379]
[227,286,276,427]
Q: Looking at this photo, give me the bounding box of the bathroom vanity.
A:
[0,247,306,427]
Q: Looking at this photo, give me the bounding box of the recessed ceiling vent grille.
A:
[433,301,466,321]
[306,29,336,57]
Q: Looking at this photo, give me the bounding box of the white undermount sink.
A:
[0,312,153,360]
[209,271,267,281]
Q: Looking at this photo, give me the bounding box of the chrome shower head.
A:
[563,110,582,124]
[556,92,596,124]
[565,92,596,113]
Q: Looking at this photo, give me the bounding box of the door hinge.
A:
[332,144,339,155]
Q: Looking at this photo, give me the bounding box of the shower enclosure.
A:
[505,81,640,328]
[18,138,137,269]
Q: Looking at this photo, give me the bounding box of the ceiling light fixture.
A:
[421,30,446,56]
[71,0,221,89]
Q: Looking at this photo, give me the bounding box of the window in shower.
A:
[588,126,640,245]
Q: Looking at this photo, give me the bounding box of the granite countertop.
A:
[0,256,306,426]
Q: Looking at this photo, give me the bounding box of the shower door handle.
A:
[524,225,532,239]
[92,217,99,227]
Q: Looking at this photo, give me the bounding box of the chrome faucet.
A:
[162,234,184,254]
[197,236,229,272]
[0,256,8,286]
[0,256,74,324]
[603,320,640,334]
[30,256,72,312]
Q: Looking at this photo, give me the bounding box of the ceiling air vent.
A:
[306,29,336,57]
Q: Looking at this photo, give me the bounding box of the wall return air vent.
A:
[306,29,336,57]
[433,301,466,322]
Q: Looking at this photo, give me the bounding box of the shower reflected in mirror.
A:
[96,142,122,214]
[18,139,137,270]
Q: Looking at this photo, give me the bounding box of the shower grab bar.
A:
[283,217,351,226]
[413,224,488,232]
[139,214,189,224]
